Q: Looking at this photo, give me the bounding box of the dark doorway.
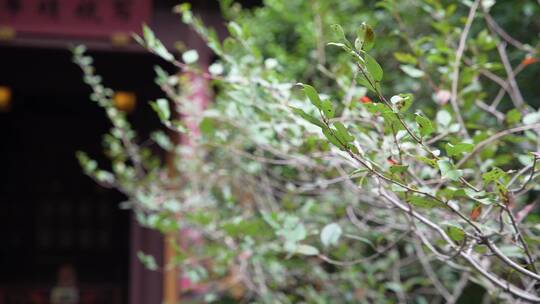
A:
[0,46,165,303]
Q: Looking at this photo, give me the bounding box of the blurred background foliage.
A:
[75,0,540,303]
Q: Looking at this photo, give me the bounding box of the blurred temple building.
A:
[0,0,255,303]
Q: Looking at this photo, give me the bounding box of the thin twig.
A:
[318,231,408,266]
[483,238,540,281]
[311,0,326,66]
[506,202,538,273]
[414,239,453,301]
[512,156,538,193]
[482,9,530,52]
[448,271,470,304]
[489,62,527,109]
[475,99,505,122]
[380,191,540,302]
[449,0,481,138]
[494,42,526,109]
[457,123,540,168]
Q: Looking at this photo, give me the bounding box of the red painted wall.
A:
[0,0,152,38]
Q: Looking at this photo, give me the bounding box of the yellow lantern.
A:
[0,86,12,112]
[111,32,131,46]
[113,91,136,113]
[0,26,16,41]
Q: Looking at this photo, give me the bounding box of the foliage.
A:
[74,0,540,303]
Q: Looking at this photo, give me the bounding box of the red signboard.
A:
[0,0,152,38]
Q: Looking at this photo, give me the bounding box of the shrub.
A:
[75,0,540,302]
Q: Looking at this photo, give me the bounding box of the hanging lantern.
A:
[0,86,12,112]
[110,32,131,46]
[113,91,136,113]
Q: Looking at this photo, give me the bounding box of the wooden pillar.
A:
[161,58,211,303]
[129,217,163,304]
[163,233,178,304]
[163,104,180,304]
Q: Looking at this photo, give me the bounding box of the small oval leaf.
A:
[364,53,383,82]
[320,223,342,247]
[295,244,320,256]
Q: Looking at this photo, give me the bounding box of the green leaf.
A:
[170,120,187,133]
[482,167,508,185]
[476,30,497,51]
[347,143,360,154]
[327,42,351,52]
[222,218,266,237]
[415,114,434,137]
[95,170,114,184]
[389,165,408,174]
[376,0,396,10]
[278,217,307,243]
[333,122,355,142]
[390,94,413,113]
[400,65,424,78]
[290,107,325,128]
[393,52,417,65]
[150,98,171,122]
[182,49,199,64]
[365,102,387,114]
[137,251,158,271]
[154,65,169,86]
[523,112,540,125]
[320,223,342,247]
[331,24,350,47]
[208,63,224,75]
[295,244,320,256]
[299,83,322,109]
[355,22,375,51]
[436,110,452,127]
[385,282,403,293]
[446,143,474,157]
[321,100,335,119]
[354,38,363,53]
[72,44,87,56]
[357,73,376,92]
[463,189,494,205]
[407,195,440,208]
[131,34,145,47]
[381,111,403,131]
[445,224,465,242]
[142,24,155,46]
[154,42,174,61]
[76,151,97,174]
[322,127,346,150]
[437,159,462,181]
[199,117,216,136]
[227,21,243,37]
[142,25,173,61]
[499,245,526,259]
[151,131,173,150]
[506,109,521,124]
[416,155,437,167]
[364,53,383,82]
